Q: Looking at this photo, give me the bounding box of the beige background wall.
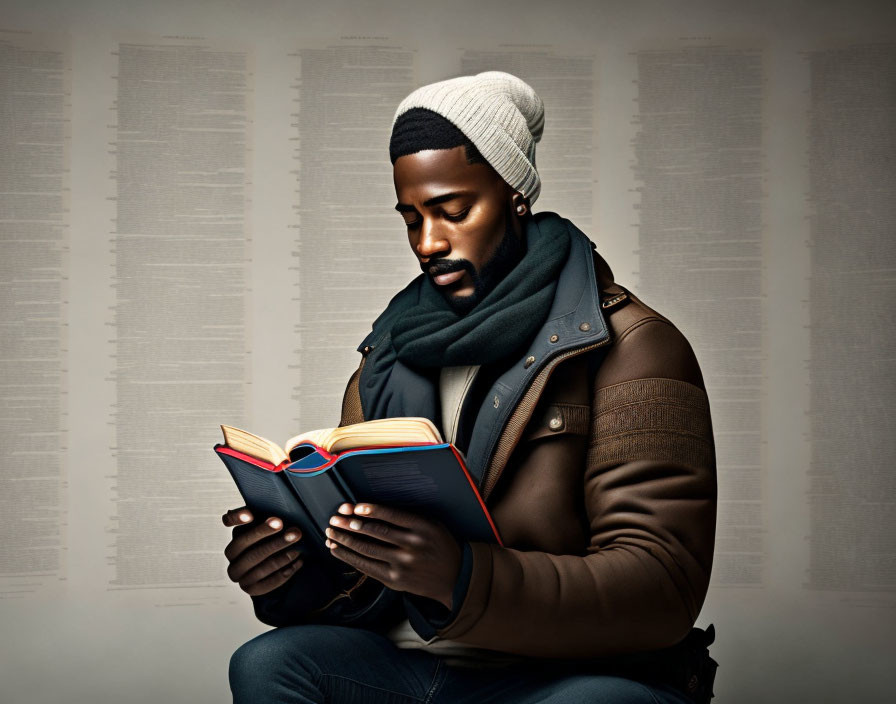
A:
[0,1,894,702]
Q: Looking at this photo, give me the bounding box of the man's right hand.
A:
[222,507,304,596]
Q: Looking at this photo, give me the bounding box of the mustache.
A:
[423,258,474,278]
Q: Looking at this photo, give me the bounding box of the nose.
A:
[415,219,450,261]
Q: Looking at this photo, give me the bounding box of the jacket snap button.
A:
[524,355,535,368]
[549,416,563,431]
[579,322,591,332]
[362,345,372,355]
[549,334,559,343]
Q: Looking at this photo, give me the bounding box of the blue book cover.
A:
[215,428,502,561]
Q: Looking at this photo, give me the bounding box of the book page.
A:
[220,425,288,466]
[108,36,252,595]
[0,29,70,598]
[286,417,442,454]
[290,38,420,433]
[805,42,896,594]
[631,40,767,587]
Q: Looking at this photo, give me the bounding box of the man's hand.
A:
[324,503,463,610]
[222,506,304,596]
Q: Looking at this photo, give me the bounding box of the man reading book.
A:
[225,71,718,704]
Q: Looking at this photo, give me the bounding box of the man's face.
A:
[393,145,526,315]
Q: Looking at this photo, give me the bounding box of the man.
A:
[224,71,717,703]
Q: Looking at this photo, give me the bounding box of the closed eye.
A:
[403,207,470,230]
[444,207,471,222]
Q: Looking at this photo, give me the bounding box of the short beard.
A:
[436,202,526,316]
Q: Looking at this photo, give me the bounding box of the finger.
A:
[239,549,303,592]
[351,503,425,530]
[328,513,415,549]
[243,556,305,597]
[326,539,393,585]
[325,525,402,562]
[225,515,283,562]
[228,526,302,582]
[225,516,293,563]
[222,507,254,527]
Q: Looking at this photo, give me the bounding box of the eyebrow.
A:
[394,191,471,213]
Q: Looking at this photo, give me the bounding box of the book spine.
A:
[283,465,352,535]
[330,469,357,505]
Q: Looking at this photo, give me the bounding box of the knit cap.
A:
[391,71,545,204]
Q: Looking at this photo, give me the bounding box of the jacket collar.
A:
[523,215,611,361]
[460,215,611,487]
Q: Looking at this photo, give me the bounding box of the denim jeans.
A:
[229,624,694,704]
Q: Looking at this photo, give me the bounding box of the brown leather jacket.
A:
[336,246,718,660]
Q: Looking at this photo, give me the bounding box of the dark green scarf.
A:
[380,212,571,369]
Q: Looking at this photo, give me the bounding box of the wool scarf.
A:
[383,212,571,369]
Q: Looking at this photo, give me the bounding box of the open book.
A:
[214,417,502,561]
[220,417,443,467]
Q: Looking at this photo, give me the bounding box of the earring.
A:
[516,204,526,215]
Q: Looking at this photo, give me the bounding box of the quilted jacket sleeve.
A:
[431,318,718,658]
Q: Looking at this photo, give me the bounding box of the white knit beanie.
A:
[392,71,545,204]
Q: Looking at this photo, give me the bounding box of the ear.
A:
[511,191,530,217]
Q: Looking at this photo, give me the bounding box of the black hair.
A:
[389,107,489,167]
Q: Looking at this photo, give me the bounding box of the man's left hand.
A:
[325,503,462,610]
